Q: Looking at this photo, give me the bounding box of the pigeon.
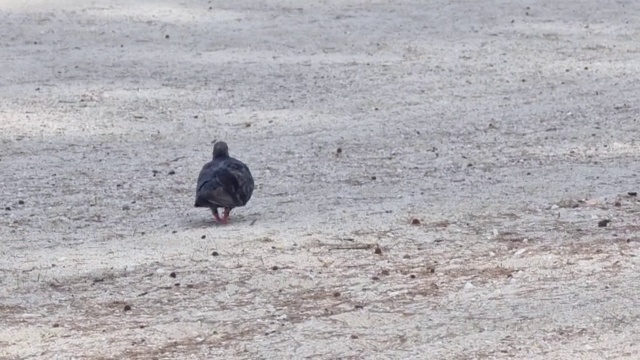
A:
[194,141,254,224]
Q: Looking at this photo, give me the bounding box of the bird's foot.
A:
[212,209,224,223]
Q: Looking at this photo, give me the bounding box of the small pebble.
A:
[18,200,24,205]
[52,323,60,328]
[168,170,176,175]
[271,265,279,271]
[410,274,416,279]
[171,230,177,234]
[598,219,611,228]
[628,192,637,197]
[371,176,377,180]
[403,254,410,259]
[211,251,219,256]
[332,291,341,297]
[411,218,421,225]
[169,272,176,278]
[614,201,621,207]
[122,205,130,211]
[123,305,132,311]
[201,235,206,239]
[351,334,359,339]
[380,269,390,276]
[5,207,10,211]
[165,34,170,39]
[374,246,382,255]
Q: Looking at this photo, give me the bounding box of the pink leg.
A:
[221,208,231,224]
[212,208,223,222]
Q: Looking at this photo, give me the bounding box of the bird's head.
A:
[213,141,229,158]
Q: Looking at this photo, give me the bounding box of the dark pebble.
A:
[598,219,611,228]
[380,269,390,276]
[169,272,176,278]
[122,205,130,211]
[411,218,421,225]
[628,192,637,197]
[336,147,342,154]
[410,274,416,279]
[403,254,410,259]
[165,34,170,39]
[374,246,382,255]
[211,251,219,256]
[271,265,279,271]
[351,334,359,339]
[371,276,380,281]
[201,235,206,239]
[171,230,177,234]
[18,200,24,205]
[123,305,132,311]
[371,176,376,180]
[168,170,175,175]
[5,207,10,211]
[52,323,60,328]
[614,201,621,207]
[332,291,341,297]
[354,304,364,309]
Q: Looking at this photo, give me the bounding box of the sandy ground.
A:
[1,0,640,359]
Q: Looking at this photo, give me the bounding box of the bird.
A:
[194,141,254,224]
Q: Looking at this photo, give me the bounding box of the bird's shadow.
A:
[183,213,257,229]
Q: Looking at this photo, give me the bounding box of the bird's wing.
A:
[196,165,243,208]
